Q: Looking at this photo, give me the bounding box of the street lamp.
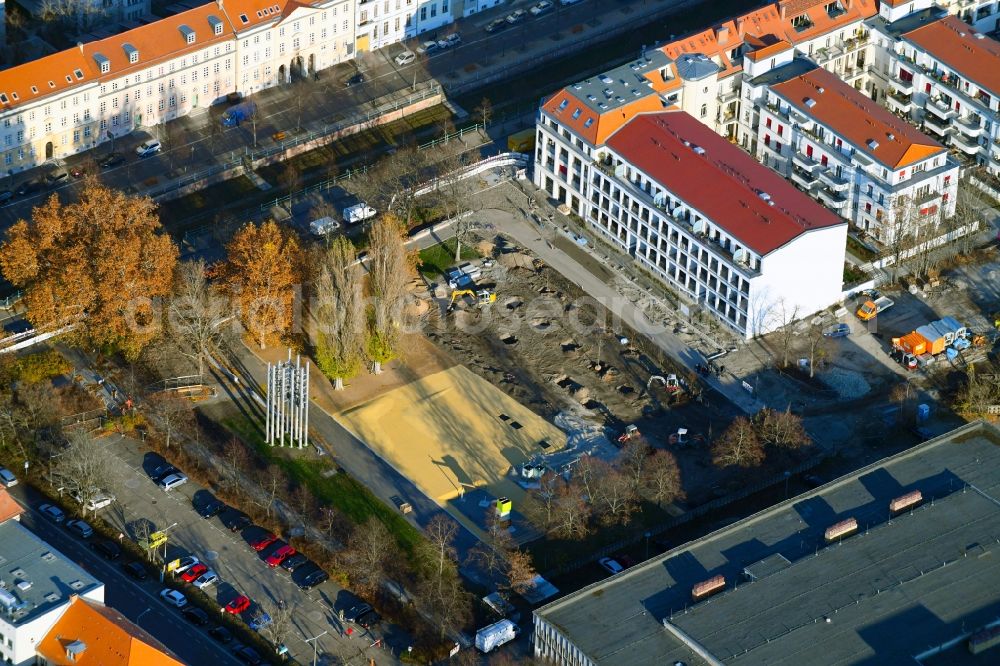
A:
[303,630,328,666]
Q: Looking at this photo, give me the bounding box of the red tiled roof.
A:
[903,14,1000,97]
[605,111,844,256]
[770,65,944,168]
[0,487,23,523]
[540,91,668,146]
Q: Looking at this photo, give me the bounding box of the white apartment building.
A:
[354,0,454,52]
[0,0,355,171]
[743,55,958,242]
[0,520,104,666]
[535,109,847,337]
[869,4,1000,176]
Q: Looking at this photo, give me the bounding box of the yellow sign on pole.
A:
[140,531,168,551]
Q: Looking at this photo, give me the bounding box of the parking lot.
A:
[91,435,394,665]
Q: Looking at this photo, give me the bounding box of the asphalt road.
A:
[5,482,242,666]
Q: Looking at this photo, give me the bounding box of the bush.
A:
[7,350,72,384]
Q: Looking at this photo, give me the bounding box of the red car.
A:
[250,533,278,552]
[265,543,295,568]
[180,563,208,583]
[224,595,250,615]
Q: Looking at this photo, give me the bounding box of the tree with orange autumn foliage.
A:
[214,220,305,349]
[0,180,177,359]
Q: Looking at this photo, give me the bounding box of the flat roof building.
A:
[534,420,1000,665]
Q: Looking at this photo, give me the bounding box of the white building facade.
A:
[536,110,847,338]
[354,0,454,52]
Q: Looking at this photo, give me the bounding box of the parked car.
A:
[598,557,624,575]
[15,181,41,196]
[39,503,66,523]
[823,323,851,338]
[123,561,148,581]
[135,139,162,157]
[182,606,210,626]
[438,33,461,48]
[73,489,115,512]
[224,595,251,615]
[0,467,17,487]
[173,556,200,574]
[151,463,180,483]
[158,472,188,491]
[195,497,225,518]
[193,570,219,590]
[279,552,309,572]
[232,645,263,665]
[296,564,329,590]
[209,625,233,644]
[356,608,382,629]
[559,0,582,4]
[65,519,94,538]
[45,171,68,188]
[180,563,209,583]
[344,72,365,87]
[99,153,125,169]
[394,50,415,66]
[220,510,252,532]
[0,190,13,205]
[506,9,527,23]
[485,17,507,32]
[530,0,553,15]
[159,588,188,608]
[265,543,296,567]
[249,612,272,632]
[416,40,440,55]
[91,540,121,560]
[250,533,278,552]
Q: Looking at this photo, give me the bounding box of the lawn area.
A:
[417,239,481,276]
[221,414,422,555]
[843,262,868,286]
[159,175,258,222]
[846,234,879,263]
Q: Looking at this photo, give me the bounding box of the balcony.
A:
[923,114,953,136]
[950,131,982,155]
[717,88,740,104]
[818,168,851,192]
[817,187,848,209]
[953,115,984,138]
[914,190,941,207]
[925,97,957,120]
[889,74,914,95]
[792,151,822,172]
[886,92,912,115]
[791,166,820,189]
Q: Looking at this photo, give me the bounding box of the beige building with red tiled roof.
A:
[35,595,183,666]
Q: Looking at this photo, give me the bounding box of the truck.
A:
[342,203,376,224]
[309,216,340,237]
[856,296,894,321]
[475,619,519,653]
[446,262,482,289]
[221,101,257,127]
[507,128,536,153]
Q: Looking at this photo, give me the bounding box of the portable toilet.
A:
[916,403,930,422]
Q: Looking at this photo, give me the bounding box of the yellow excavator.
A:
[448,289,496,313]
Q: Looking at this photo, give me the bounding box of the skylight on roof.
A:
[572,108,582,119]
[239,13,248,23]
[557,99,569,111]
[30,86,38,94]
[583,118,594,128]
[11,93,18,101]
[74,69,84,79]
[48,81,55,89]
[804,97,816,108]
[0,93,7,104]
[65,75,72,83]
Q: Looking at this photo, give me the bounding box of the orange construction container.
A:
[916,325,946,355]
[894,332,927,356]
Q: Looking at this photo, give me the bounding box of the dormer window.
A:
[239,13,248,23]
[31,86,38,94]
[179,24,196,44]
[0,93,8,104]
[791,14,813,31]
[208,15,223,35]
[123,43,139,63]
[74,69,84,80]
[48,81,55,88]
[93,53,110,74]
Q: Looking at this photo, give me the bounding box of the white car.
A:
[416,40,440,55]
[394,50,415,66]
[598,557,624,575]
[159,589,188,608]
[0,467,16,487]
[135,139,161,157]
[506,8,527,23]
[173,556,200,574]
[73,489,115,511]
[530,0,553,15]
[193,570,219,589]
[158,472,188,491]
[437,33,461,49]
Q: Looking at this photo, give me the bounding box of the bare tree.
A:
[522,472,563,535]
[254,464,288,520]
[344,518,396,595]
[221,437,250,489]
[348,146,429,226]
[774,301,800,369]
[146,392,194,450]
[415,515,471,638]
[313,237,366,389]
[957,365,1000,419]
[572,455,602,506]
[253,600,294,649]
[289,483,317,520]
[641,450,683,508]
[50,431,113,514]
[592,468,638,526]
[711,416,765,468]
[278,162,302,194]
[167,259,228,377]
[474,97,493,129]
[755,408,810,450]
[805,324,829,379]
[366,215,412,374]
[618,438,651,491]
[552,481,591,540]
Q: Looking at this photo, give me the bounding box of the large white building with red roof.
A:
[574,110,846,337]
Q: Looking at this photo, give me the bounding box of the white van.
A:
[309,216,341,237]
[475,619,519,653]
[342,203,377,224]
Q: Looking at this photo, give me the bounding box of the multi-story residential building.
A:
[535,109,847,337]
[936,0,1000,32]
[870,4,1000,176]
[0,519,104,666]
[354,0,453,52]
[35,595,183,666]
[743,55,957,241]
[0,0,355,170]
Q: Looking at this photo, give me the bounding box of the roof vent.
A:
[975,33,985,40]
[69,580,86,591]
[66,640,86,661]
[16,580,31,591]
[867,139,879,149]
[41,552,56,562]
[804,97,816,108]
[817,86,825,94]
[757,191,772,202]
[887,132,895,141]
[693,146,706,155]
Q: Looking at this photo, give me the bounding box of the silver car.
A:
[0,467,17,487]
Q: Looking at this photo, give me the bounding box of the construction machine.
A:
[617,424,640,445]
[447,288,496,313]
[648,374,682,393]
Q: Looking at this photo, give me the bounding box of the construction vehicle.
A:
[507,129,536,153]
[856,296,894,321]
[647,374,682,393]
[617,424,639,445]
[447,289,496,313]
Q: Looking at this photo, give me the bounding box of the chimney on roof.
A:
[778,1,787,19]
[78,42,84,54]
[216,0,223,7]
[716,25,729,44]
